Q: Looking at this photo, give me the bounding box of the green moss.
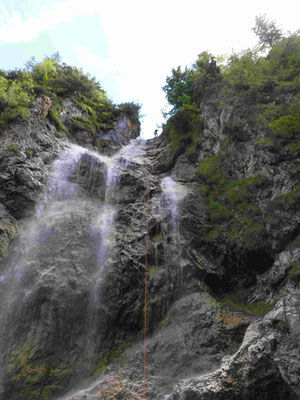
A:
[152,234,163,242]
[48,108,71,137]
[0,106,31,130]
[276,320,289,330]
[228,218,239,243]
[55,130,65,138]
[288,261,300,277]
[226,174,264,204]
[0,219,18,240]
[209,201,232,220]
[221,294,278,316]
[93,338,132,378]
[205,226,220,240]
[198,185,209,196]
[235,201,253,213]
[0,219,18,256]
[197,143,265,247]
[160,308,175,328]
[269,106,300,138]
[254,137,273,147]
[275,183,300,203]
[71,115,96,134]
[148,267,163,277]
[93,354,109,376]
[74,99,96,116]
[284,141,300,155]
[228,215,263,247]
[5,144,19,153]
[166,113,203,157]
[186,126,200,154]
[0,239,8,255]
[26,149,33,157]
[7,333,75,400]
[197,153,222,181]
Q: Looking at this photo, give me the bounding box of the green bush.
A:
[222,293,278,315]
[5,144,19,153]
[47,108,70,137]
[269,106,300,138]
[0,54,122,138]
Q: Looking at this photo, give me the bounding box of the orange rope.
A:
[144,141,157,399]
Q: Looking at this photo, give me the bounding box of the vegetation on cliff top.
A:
[0,53,140,138]
[162,16,300,153]
[162,16,300,273]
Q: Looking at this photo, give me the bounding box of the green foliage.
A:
[197,153,223,182]
[0,54,123,138]
[197,142,265,247]
[0,74,33,129]
[160,308,175,328]
[269,105,300,139]
[73,93,119,134]
[254,136,273,147]
[71,115,96,134]
[0,75,34,108]
[221,51,272,91]
[164,109,203,157]
[205,226,220,241]
[276,320,289,330]
[252,14,283,49]
[118,102,141,121]
[163,27,299,150]
[163,51,221,115]
[222,293,278,315]
[93,338,132,377]
[32,58,56,87]
[7,333,74,400]
[288,261,300,277]
[151,234,163,242]
[47,108,70,137]
[55,131,65,139]
[5,144,20,153]
[275,182,300,203]
[0,218,18,256]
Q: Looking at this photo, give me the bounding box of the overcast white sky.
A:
[0,0,299,138]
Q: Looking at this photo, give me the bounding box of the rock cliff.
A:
[1,46,300,399]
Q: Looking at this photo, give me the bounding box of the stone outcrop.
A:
[0,93,299,400]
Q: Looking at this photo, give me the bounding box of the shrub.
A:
[5,144,19,153]
[47,108,70,137]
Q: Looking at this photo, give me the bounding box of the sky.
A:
[0,0,299,139]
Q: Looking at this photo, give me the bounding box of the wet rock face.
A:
[0,96,300,400]
[169,293,300,400]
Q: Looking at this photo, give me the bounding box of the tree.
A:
[252,14,283,49]
[162,67,194,114]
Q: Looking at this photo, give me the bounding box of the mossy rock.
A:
[5,144,20,153]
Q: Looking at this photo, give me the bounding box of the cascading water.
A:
[159,176,188,299]
[0,144,88,286]
[36,144,88,215]
[160,177,180,233]
[0,136,153,400]
[91,138,146,299]
[160,176,187,243]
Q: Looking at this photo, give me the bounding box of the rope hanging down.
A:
[144,141,158,400]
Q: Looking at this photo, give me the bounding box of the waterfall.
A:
[159,176,188,298]
[0,137,151,399]
[160,176,187,238]
[90,138,146,299]
[36,144,88,216]
[0,144,88,286]
[160,177,180,233]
